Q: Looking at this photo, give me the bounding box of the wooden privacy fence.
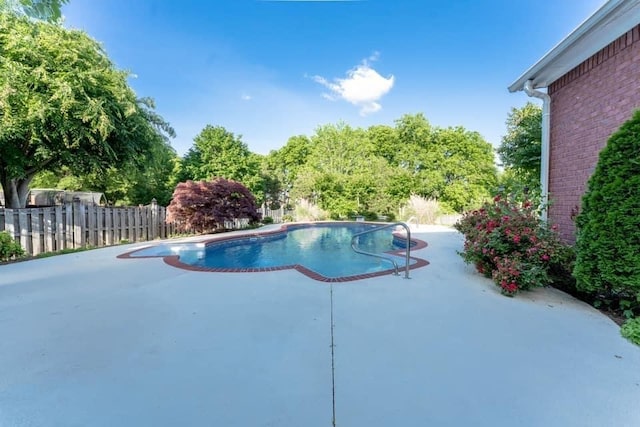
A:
[0,198,177,256]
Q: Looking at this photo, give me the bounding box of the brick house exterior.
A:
[509,0,640,243]
[548,25,640,242]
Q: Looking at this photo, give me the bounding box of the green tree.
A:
[395,113,432,147]
[392,114,496,212]
[393,113,433,172]
[125,140,178,206]
[391,113,447,204]
[285,116,496,218]
[271,135,312,185]
[0,0,68,22]
[178,125,263,199]
[292,122,397,219]
[367,124,399,164]
[30,136,178,206]
[430,127,497,212]
[497,102,542,195]
[574,110,640,299]
[121,97,177,205]
[87,138,177,206]
[262,135,312,208]
[0,14,169,208]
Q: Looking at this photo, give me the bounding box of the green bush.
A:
[621,317,640,346]
[362,211,379,221]
[0,231,25,262]
[455,195,572,296]
[261,216,274,225]
[574,110,640,302]
[282,214,294,223]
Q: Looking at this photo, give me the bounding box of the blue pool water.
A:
[130,223,416,279]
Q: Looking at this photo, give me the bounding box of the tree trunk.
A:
[0,176,33,209]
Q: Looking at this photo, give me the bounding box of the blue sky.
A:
[62,0,605,156]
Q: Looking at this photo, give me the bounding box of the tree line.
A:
[0,6,541,217]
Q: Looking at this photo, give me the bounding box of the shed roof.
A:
[509,0,640,92]
[28,189,106,206]
[0,190,106,207]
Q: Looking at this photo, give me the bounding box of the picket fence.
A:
[259,206,294,223]
[0,198,176,256]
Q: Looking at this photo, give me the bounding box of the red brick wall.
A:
[548,25,640,243]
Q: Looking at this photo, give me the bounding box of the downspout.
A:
[523,79,550,221]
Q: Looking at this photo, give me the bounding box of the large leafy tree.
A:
[178,125,263,199]
[32,135,178,206]
[264,135,312,187]
[0,0,68,22]
[286,117,496,218]
[123,140,178,206]
[393,113,433,172]
[80,98,177,206]
[367,124,399,164]
[388,114,496,212]
[95,98,177,206]
[428,126,497,212]
[497,102,542,194]
[0,14,169,208]
[261,135,312,208]
[292,122,397,218]
[391,114,440,199]
[121,97,177,205]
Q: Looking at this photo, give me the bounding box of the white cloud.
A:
[241,93,252,101]
[312,53,394,116]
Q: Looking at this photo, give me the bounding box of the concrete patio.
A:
[1,226,638,426]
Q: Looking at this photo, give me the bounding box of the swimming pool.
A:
[120,222,428,282]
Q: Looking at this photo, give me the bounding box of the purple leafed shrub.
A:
[167,178,261,233]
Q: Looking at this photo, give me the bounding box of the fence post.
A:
[150,198,159,240]
[87,204,96,247]
[65,203,73,249]
[138,205,146,241]
[31,208,43,256]
[160,206,167,238]
[55,205,64,251]
[104,206,113,246]
[19,209,30,255]
[73,197,85,249]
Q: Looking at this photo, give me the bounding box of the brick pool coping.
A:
[117,222,429,282]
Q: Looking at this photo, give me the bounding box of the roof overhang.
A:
[509,0,640,92]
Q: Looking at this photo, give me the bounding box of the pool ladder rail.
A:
[350,222,412,279]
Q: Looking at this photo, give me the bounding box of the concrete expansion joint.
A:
[330,283,336,426]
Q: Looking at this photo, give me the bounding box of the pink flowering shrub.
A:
[455,195,571,296]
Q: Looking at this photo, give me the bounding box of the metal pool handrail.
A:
[350,222,412,279]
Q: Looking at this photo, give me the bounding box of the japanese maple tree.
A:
[167,178,261,233]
